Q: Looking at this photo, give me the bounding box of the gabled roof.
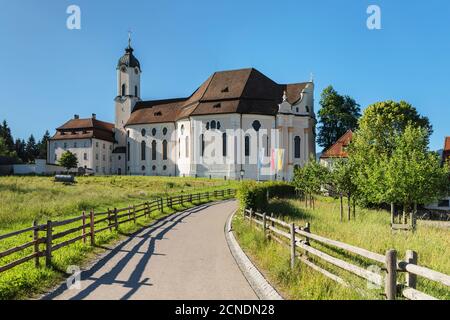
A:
[51,117,115,142]
[126,68,311,126]
[320,130,353,159]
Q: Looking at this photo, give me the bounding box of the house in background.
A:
[319,130,353,169]
[425,136,450,212]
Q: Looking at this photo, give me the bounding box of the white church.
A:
[48,40,316,180]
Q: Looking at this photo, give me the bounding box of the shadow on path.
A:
[43,201,231,300]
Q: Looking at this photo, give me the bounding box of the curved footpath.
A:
[44,200,258,300]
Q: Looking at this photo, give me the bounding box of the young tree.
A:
[58,151,78,172]
[15,139,26,163]
[293,156,330,209]
[330,160,358,221]
[383,126,449,228]
[350,100,433,204]
[0,137,17,158]
[317,86,361,150]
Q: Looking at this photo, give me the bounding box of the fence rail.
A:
[242,208,450,300]
[0,188,235,275]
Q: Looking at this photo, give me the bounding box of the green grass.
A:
[233,196,450,300]
[0,175,237,300]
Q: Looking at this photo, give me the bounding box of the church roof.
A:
[320,130,353,159]
[126,68,311,126]
[51,117,115,143]
[443,136,450,163]
[117,46,141,71]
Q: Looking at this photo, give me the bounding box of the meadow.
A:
[233,196,450,300]
[0,175,236,299]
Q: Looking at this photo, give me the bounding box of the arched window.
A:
[252,120,261,132]
[222,132,227,157]
[200,134,205,157]
[121,84,126,96]
[151,140,157,160]
[266,135,270,157]
[127,142,130,161]
[245,136,250,157]
[180,125,185,135]
[141,141,146,161]
[217,121,221,130]
[162,140,168,160]
[206,122,210,130]
[152,128,156,136]
[163,127,168,135]
[178,138,180,157]
[135,86,138,97]
[211,120,216,129]
[141,129,146,137]
[294,136,301,159]
[185,136,189,157]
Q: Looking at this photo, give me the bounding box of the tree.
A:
[58,151,78,172]
[330,160,358,221]
[382,126,449,227]
[317,86,361,150]
[0,120,15,153]
[350,100,433,204]
[0,137,17,158]
[38,130,51,159]
[293,156,330,209]
[25,134,39,163]
[15,139,26,163]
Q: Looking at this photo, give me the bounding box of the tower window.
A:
[135,86,138,97]
[127,142,130,161]
[122,84,126,96]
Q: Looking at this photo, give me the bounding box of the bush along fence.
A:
[242,208,450,300]
[0,189,235,274]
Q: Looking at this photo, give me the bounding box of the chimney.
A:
[74,114,79,119]
[92,113,96,119]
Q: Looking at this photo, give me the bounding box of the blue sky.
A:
[0,0,448,151]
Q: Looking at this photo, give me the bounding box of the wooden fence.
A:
[243,208,450,300]
[0,189,235,275]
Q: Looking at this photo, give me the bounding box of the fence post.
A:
[304,222,310,246]
[133,205,136,223]
[90,210,95,246]
[114,208,118,231]
[161,197,164,212]
[385,249,397,300]
[33,220,40,267]
[390,203,395,225]
[82,210,86,244]
[107,208,112,231]
[181,195,184,206]
[405,250,418,289]
[290,223,296,269]
[263,213,267,238]
[249,208,253,225]
[45,220,53,268]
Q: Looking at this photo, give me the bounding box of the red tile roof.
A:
[320,130,353,159]
[443,136,450,163]
[126,68,311,126]
[51,117,115,142]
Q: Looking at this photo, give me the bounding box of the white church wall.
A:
[126,123,176,176]
[175,119,192,177]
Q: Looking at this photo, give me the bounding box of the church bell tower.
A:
[114,33,141,147]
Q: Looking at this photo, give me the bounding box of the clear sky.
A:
[0,0,448,151]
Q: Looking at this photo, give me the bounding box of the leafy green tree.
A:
[330,159,358,221]
[293,156,330,209]
[317,86,360,150]
[0,137,17,158]
[383,126,449,225]
[350,100,433,204]
[38,130,51,159]
[58,151,78,172]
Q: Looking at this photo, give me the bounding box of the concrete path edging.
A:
[224,209,284,300]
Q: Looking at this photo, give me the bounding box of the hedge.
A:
[236,181,296,212]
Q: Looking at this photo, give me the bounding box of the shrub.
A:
[237,181,295,212]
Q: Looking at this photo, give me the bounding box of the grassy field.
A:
[233,196,450,300]
[0,175,237,299]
